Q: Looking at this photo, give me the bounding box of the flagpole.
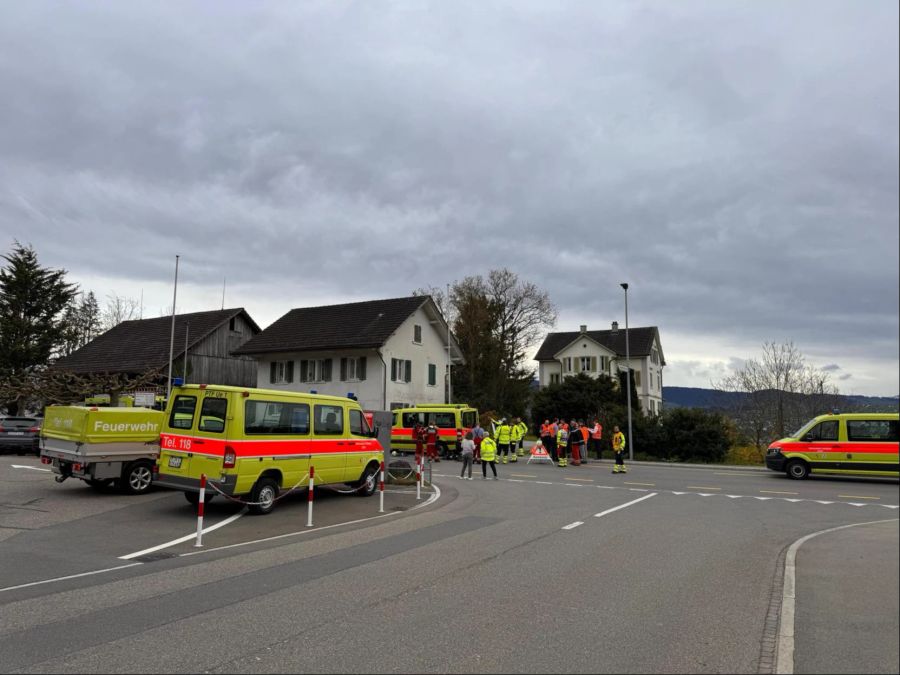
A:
[166,255,180,400]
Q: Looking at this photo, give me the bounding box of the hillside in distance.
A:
[662,386,899,413]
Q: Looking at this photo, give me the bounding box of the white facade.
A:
[252,306,456,412]
[537,330,665,416]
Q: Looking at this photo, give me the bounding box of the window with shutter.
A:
[391,358,398,382]
[428,363,436,386]
[270,362,276,384]
[321,359,332,382]
[286,361,294,383]
[340,358,347,381]
[405,360,412,383]
[359,356,367,381]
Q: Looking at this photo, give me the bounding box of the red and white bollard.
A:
[378,460,385,513]
[306,465,315,527]
[416,456,422,501]
[194,473,207,548]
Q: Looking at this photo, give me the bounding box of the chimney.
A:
[580,324,587,334]
[611,321,619,334]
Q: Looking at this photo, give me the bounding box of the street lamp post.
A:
[620,282,634,462]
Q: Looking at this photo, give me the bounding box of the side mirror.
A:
[370,424,380,439]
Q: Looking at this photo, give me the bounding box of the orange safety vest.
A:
[591,423,603,440]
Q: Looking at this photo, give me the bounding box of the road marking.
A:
[0,562,143,594]
[624,482,655,486]
[10,464,51,472]
[535,481,553,485]
[776,518,899,674]
[761,490,798,495]
[565,477,594,482]
[510,474,536,478]
[838,495,879,500]
[594,492,658,518]
[119,508,248,560]
[714,472,754,476]
[562,521,584,530]
[687,486,721,490]
[180,483,442,557]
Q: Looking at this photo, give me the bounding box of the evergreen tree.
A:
[0,243,78,412]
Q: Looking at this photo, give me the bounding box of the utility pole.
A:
[166,255,180,400]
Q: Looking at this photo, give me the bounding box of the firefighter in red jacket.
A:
[425,422,440,462]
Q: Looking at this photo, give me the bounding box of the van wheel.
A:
[357,465,378,497]
[248,477,279,515]
[120,461,154,495]
[786,459,810,480]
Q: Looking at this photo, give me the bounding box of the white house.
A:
[232,296,463,412]
[534,323,666,415]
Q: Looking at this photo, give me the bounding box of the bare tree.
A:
[101,293,141,332]
[715,341,842,448]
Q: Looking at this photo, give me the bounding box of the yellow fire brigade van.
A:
[154,384,383,514]
[390,403,479,457]
[765,412,899,480]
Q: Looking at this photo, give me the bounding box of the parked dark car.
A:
[0,416,43,455]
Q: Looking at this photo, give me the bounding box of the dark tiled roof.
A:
[53,308,260,374]
[534,326,663,364]
[233,296,429,355]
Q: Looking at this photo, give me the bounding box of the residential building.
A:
[534,323,665,415]
[232,296,463,411]
[54,308,262,388]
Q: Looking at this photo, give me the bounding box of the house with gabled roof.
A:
[54,308,261,388]
[534,323,665,415]
[232,296,463,411]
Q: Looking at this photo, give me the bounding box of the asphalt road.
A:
[0,455,897,674]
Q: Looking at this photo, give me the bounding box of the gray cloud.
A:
[1,0,897,395]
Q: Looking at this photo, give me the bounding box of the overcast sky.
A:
[1,1,897,396]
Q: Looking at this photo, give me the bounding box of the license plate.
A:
[168,456,183,468]
[8,432,24,436]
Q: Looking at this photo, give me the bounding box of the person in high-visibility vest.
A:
[569,419,584,466]
[480,436,498,479]
[514,418,528,457]
[612,425,628,474]
[540,419,554,462]
[589,419,603,460]
[494,418,512,464]
[556,424,569,467]
[508,418,522,462]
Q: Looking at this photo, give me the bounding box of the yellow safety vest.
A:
[480,437,497,461]
[613,432,626,452]
[495,424,512,444]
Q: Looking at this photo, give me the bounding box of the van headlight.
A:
[767,446,782,455]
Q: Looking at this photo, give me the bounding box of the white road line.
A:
[535,481,553,485]
[0,562,143,594]
[562,521,584,530]
[10,464,51,472]
[594,492,658,518]
[776,518,899,674]
[179,483,442,558]
[119,508,248,560]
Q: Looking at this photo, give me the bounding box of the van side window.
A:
[349,409,368,436]
[198,397,227,433]
[314,404,344,435]
[462,411,477,428]
[847,420,899,442]
[434,412,454,428]
[805,421,838,441]
[244,400,310,435]
[402,412,421,427]
[169,396,197,430]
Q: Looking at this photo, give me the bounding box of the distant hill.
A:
[663,386,899,413]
